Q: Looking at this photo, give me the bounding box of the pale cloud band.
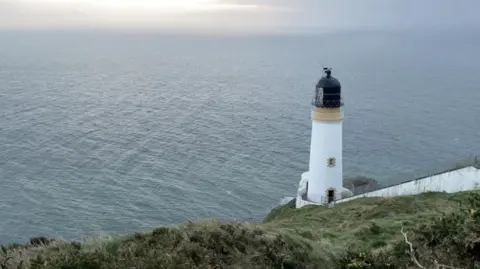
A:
[0,0,286,30]
[0,0,478,32]
[31,0,262,13]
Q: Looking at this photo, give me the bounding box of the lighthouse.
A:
[296,68,348,208]
[307,67,344,204]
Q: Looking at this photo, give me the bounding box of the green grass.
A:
[1,190,479,269]
[264,191,468,252]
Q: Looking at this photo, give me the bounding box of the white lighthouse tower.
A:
[296,68,351,208]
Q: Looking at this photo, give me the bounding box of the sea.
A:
[0,28,479,244]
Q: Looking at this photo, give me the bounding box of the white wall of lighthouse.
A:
[307,119,343,203]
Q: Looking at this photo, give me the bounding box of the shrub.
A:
[335,249,396,269]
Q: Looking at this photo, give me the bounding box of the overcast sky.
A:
[0,0,478,32]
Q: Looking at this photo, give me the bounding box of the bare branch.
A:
[401,228,462,269]
[401,227,425,269]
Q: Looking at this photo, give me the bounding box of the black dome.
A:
[312,68,343,108]
[316,73,341,89]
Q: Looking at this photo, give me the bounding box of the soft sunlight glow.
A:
[96,0,258,11]
[0,0,276,31]
[94,0,260,16]
[30,0,259,14]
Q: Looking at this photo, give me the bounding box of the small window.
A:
[327,158,336,167]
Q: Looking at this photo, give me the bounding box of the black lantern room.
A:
[312,68,343,108]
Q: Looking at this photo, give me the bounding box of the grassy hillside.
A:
[2,190,480,269]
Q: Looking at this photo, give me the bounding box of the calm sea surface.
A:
[0,29,479,244]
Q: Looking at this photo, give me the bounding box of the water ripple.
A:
[0,31,479,244]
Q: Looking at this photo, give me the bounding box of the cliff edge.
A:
[2,190,480,269]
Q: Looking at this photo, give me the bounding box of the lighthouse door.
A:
[327,189,335,203]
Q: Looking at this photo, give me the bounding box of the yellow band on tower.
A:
[311,107,344,122]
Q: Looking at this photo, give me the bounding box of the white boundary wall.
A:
[296,166,480,208]
[338,166,480,204]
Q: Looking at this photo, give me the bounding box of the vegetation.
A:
[343,176,383,195]
[2,190,480,269]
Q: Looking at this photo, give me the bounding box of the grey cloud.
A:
[234,0,480,30]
